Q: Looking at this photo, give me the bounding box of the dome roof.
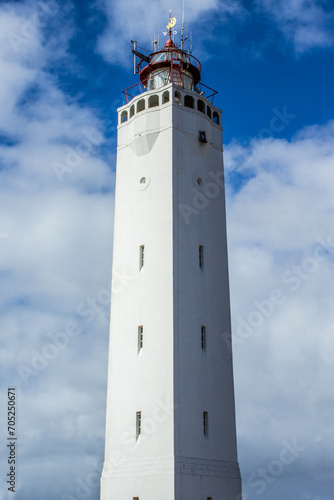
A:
[164,37,175,48]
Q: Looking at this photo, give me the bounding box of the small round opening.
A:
[197,178,203,186]
[140,177,146,185]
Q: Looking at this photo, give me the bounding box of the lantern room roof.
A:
[164,37,175,48]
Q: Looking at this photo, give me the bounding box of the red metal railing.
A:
[137,51,202,75]
[122,80,146,102]
[195,82,218,102]
[122,64,218,104]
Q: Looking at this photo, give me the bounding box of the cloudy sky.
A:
[0,0,333,499]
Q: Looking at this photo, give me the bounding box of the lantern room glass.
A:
[147,68,194,91]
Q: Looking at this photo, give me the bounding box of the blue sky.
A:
[0,1,334,499]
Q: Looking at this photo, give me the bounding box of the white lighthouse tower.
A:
[101,14,241,500]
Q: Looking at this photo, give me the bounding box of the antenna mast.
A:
[131,40,137,74]
[152,33,159,52]
[181,0,186,50]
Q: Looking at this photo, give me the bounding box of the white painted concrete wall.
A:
[101,83,241,500]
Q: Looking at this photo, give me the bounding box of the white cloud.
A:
[224,120,334,496]
[96,0,334,63]
[0,3,113,498]
[96,0,221,64]
[257,0,334,52]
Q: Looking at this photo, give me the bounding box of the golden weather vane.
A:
[163,10,177,37]
[166,10,176,30]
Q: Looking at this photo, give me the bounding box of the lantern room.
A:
[124,12,218,104]
[137,37,201,92]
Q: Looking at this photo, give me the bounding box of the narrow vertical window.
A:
[201,326,206,350]
[139,245,144,270]
[174,90,181,104]
[162,90,170,104]
[203,411,208,436]
[136,411,141,440]
[138,325,143,353]
[199,245,204,268]
[213,111,219,125]
[137,99,145,113]
[184,95,194,108]
[133,497,139,500]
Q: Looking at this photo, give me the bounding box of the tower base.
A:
[101,456,241,500]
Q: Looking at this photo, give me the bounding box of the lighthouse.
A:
[100,13,241,500]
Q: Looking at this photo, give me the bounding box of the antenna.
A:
[131,41,150,74]
[152,33,159,52]
[181,0,185,50]
[131,40,137,74]
[190,30,193,54]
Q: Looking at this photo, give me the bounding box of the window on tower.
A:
[207,106,212,118]
[139,245,145,270]
[203,411,208,437]
[199,245,204,268]
[213,111,220,125]
[197,99,205,113]
[174,91,181,104]
[138,325,143,352]
[199,131,207,143]
[184,95,194,109]
[130,104,135,118]
[162,91,170,104]
[137,99,145,113]
[201,326,206,350]
[136,411,141,440]
[120,110,128,123]
[148,95,159,108]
